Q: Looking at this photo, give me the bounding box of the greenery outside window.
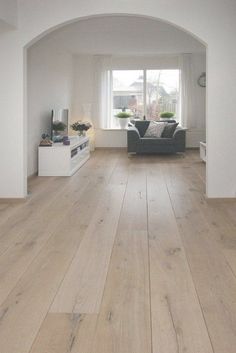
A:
[112,69,180,127]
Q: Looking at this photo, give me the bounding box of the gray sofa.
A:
[127,120,186,154]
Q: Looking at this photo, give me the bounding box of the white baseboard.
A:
[186,129,206,148]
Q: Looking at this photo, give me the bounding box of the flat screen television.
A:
[51,109,69,142]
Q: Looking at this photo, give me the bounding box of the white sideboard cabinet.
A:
[38,136,90,176]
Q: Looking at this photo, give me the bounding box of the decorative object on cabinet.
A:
[62,136,70,145]
[51,109,69,143]
[70,121,92,136]
[39,133,52,147]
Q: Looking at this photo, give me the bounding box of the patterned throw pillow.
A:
[144,121,167,138]
[161,122,179,138]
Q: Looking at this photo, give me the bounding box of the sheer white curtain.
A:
[179,53,195,128]
[93,55,112,129]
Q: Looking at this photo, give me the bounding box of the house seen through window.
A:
[112,69,180,125]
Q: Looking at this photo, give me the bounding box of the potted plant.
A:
[52,120,67,142]
[160,112,175,120]
[71,121,92,136]
[115,112,132,129]
[52,121,67,134]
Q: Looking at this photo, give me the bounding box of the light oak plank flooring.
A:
[91,166,152,353]
[147,167,213,353]
[30,313,98,353]
[50,184,126,314]
[0,150,236,353]
[164,163,236,353]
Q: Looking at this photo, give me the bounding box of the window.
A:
[111,69,180,127]
[146,70,180,120]
[113,70,144,120]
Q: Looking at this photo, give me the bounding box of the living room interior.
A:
[0,2,236,353]
[27,15,206,177]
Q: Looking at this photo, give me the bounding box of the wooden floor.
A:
[0,149,236,353]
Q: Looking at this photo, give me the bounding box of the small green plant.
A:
[115,112,132,119]
[52,121,67,131]
[160,112,175,118]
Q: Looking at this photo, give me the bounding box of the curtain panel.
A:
[179,53,195,128]
[92,55,112,129]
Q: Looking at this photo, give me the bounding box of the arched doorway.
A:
[1,3,235,199]
[25,13,207,191]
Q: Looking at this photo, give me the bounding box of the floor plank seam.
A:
[0,172,99,306]
[0,172,81,258]
[181,165,236,281]
[27,162,118,353]
[4,154,120,353]
[164,166,216,353]
[145,169,154,353]
[85,158,130,352]
[93,166,129,316]
[47,152,123,315]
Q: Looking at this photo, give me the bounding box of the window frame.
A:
[110,68,180,127]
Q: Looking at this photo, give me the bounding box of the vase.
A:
[118,118,129,129]
[78,131,86,137]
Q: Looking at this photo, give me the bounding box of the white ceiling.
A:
[33,15,205,55]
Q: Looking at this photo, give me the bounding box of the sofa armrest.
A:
[173,127,186,151]
[127,126,140,152]
[128,126,140,139]
[173,127,186,139]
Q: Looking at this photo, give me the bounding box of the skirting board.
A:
[0,198,27,203]
[186,129,206,148]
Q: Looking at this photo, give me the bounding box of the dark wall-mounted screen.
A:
[51,109,69,142]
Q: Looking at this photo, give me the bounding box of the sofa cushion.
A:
[161,122,179,138]
[159,119,176,123]
[141,138,174,146]
[134,121,150,137]
[144,121,167,138]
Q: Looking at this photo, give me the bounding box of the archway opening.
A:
[25,14,207,189]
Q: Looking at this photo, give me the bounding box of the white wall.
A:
[0,1,236,197]
[71,55,94,122]
[186,52,206,147]
[29,16,205,56]
[72,53,206,148]
[0,32,25,198]
[27,39,73,176]
[0,0,17,29]
[95,129,127,148]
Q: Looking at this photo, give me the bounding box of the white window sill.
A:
[100,128,128,131]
